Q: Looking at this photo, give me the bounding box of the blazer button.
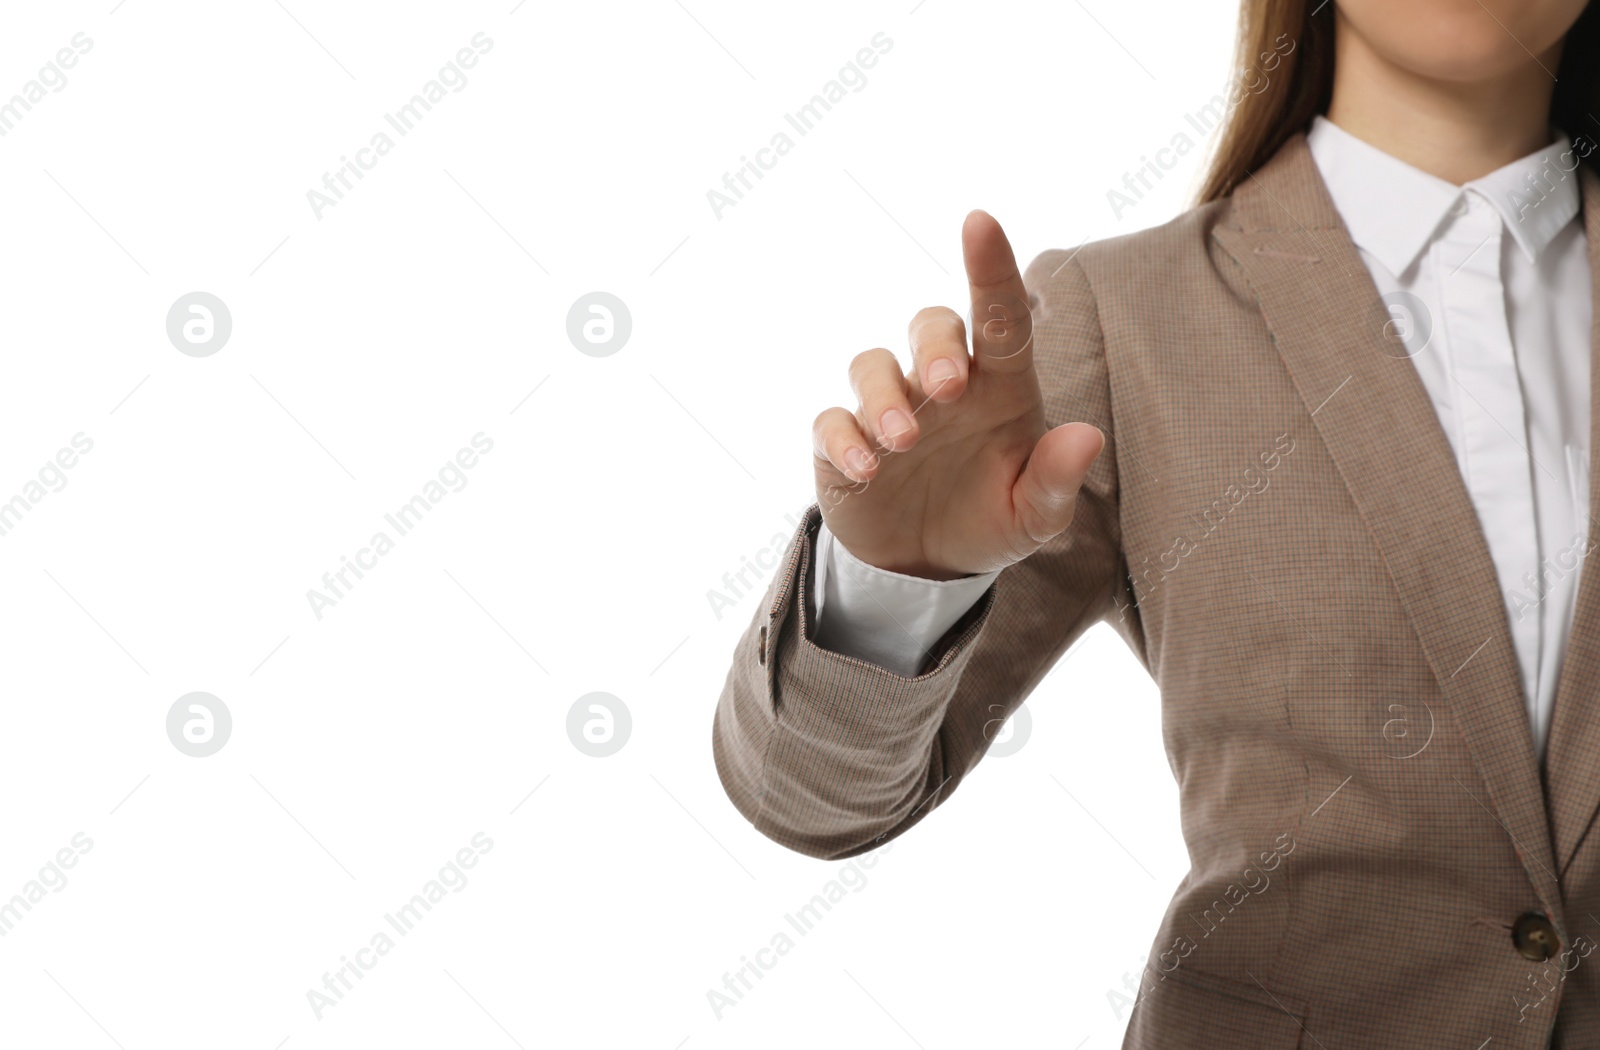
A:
[1511,912,1559,961]
[757,624,767,665]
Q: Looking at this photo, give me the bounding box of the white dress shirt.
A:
[811,115,1592,758]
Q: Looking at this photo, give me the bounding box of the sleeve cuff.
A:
[811,521,1000,677]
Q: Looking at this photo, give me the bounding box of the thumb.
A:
[1011,422,1105,545]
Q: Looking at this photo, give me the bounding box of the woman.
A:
[712,1,1600,1046]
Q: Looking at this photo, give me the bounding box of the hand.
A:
[812,210,1106,580]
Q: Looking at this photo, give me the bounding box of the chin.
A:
[1339,0,1584,82]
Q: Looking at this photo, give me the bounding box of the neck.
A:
[1325,15,1562,185]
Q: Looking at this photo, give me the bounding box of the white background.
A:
[0,0,1238,1046]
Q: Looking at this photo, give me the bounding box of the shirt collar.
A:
[1306,114,1580,275]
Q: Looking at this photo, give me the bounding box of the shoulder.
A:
[1023,196,1238,321]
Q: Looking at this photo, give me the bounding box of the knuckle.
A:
[851,356,905,403]
[910,306,966,346]
[973,300,1034,360]
[812,407,845,438]
[911,304,961,328]
[1000,529,1038,565]
[972,295,1031,332]
[848,347,894,379]
[1023,495,1075,545]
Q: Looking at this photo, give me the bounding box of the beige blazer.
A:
[712,131,1600,1049]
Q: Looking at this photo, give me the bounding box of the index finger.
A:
[962,209,1034,375]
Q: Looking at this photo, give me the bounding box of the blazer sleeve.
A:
[711,250,1140,860]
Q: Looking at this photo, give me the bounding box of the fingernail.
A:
[846,447,873,478]
[927,358,959,388]
[880,409,912,442]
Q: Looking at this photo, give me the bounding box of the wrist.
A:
[828,533,986,583]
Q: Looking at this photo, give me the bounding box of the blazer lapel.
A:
[1538,163,1600,879]
[1211,133,1562,919]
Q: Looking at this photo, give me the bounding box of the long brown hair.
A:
[1198,0,1600,204]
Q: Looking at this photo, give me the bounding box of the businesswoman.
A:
[714,0,1600,1046]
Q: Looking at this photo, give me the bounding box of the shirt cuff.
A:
[810,521,1000,677]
